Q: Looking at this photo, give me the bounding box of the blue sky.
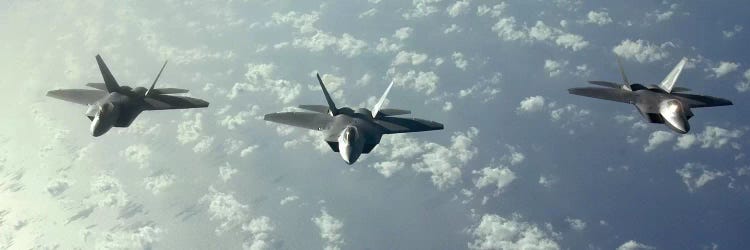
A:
[1,0,749,249]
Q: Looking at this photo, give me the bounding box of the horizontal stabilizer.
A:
[144,95,209,110]
[86,83,108,91]
[298,105,331,113]
[375,108,411,117]
[375,117,444,134]
[672,93,733,108]
[150,88,189,95]
[47,89,107,105]
[568,87,635,104]
[588,81,621,89]
[264,112,333,131]
[670,87,691,92]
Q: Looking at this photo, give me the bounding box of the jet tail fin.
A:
[659,57,688,93]
[95,55,120,93]
[145,60,168,96]
[316,73,338,115]
[372,80,394,118]
[616,57,631,85]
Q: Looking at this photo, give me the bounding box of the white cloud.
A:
[737,68,750,92]
[517,96,546,113]
[372,161,405,178]
[491,19,589,51]
[280,195,300,206]
[97,225,163,250]
[473,165,516,193]
[477,3,507,18]
[312,209,345,250]
[444,24,462,34]
[674,126,743,150]
[676,162,726,192]
[565,217,586,231]
[469,214,560,250]
[242,216,276,250]
[228,63,301,103]
[644,131,675,152]
[202,187,249,234]
[544,59,568,77]
[271,11,367,57]
[358,8,377,19]
[586,10,613,26]
[219,162,239,182]
[90,174,129,208]
[413,127,479,189]
[394,27,413,40]
[617,240,655,250]
[120,144,151,169]
[613,39,671,63]
[710,61,740,78]
[453,52,468,70]
[392,51,429,66]
[144,174,176,195]
[390,70,439,95]
[723,25,743,38]
[447,0,471,17]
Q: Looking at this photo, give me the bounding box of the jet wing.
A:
[263,112,333,131]
[46,89,107,105]
[672,93,733,108]
[375,117,444,134]
[143,95,209,110]
[568,87,634,104]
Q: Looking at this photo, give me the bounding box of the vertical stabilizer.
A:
[95,55,120,93]
[372,80,394,118]
[616,57,631,85]
[659,57,688,92]
[316,73,338,115]
[145,60,168,96]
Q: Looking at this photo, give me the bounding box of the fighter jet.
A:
[568,57,732,134]
[264,73,444,164]
[47,55,209,137]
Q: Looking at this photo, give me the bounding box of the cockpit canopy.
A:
[344,126,357,143]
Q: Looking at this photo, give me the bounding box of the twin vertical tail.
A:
[317,73,338,116]
[659,57,688,93]
[371,80,394,118]
[95,54,121,93]
[145,60,168,97]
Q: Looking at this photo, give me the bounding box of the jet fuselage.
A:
[631,88,691,134]
[88,91,148,136]
[325,108,384,164]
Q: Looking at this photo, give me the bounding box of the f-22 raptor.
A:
[264,74,444,164]
[47,55,209,137]
[569,57,733,134]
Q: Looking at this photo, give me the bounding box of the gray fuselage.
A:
[630,86,692,133]
[89,87,149,136]
[324,108,385,164]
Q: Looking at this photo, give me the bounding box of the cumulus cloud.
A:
[544,59,568,77]
[469,214,560,250]
[414,127,479,189]
[312,209,345,250]
[242,216,276,250]
[392,51,429,66]
[723,25,743,38]
[517,96,546,113]
[676,162,726,192]
[202,187,249,234]
[120,144,152,169]
[477,3,507,18]
[447,0,470,17]
[644,131,675,152]
[565,217,586,231]
[613,39,671,63]
[710,61,740,78]
[97,225,163,249]
[228,63,302,103]
[91,174,129,208]
[473,165,516,193]
[737,68,750,92]
[617,240,655,250]
[144,173,176,195]
[491,18,589,51]
[674,126,743,150]
[271,11,367,57]
[390,70,439,94]
[458,72,502,103]
[453,52,468,70]
[586,10,613,26]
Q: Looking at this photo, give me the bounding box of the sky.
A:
[1,0,749,249]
